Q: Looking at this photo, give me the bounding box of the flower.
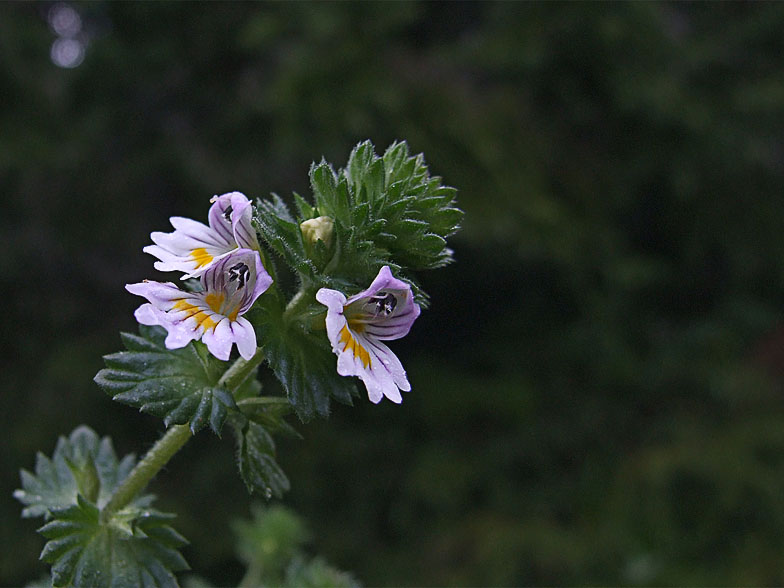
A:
[126,249,272,360]
[316,266,421,404]
[144,191,260,278]
[300,216,334,248]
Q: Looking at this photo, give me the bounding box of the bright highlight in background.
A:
[48,3,81,37]
[50,37,85,69]
[48,3,86,69]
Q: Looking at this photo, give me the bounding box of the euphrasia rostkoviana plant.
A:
[14,141,462,587]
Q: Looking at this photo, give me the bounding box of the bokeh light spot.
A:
[48,3,82,37]
[50,37,85,69]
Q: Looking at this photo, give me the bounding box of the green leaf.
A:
[231,505,359,588]
[233,504,308,573]
[232,420,290,499]
[16,427,189,587]
[299,141,463,305]
[285,556,360,588]
[249,290,357,421]
[309,160,339,221]
[14,426,139,518]
[236,397,302,439]
[94,325,239,435]
[39,496,188,587]
[346,140,385,206]
[263,323,357,421]
[293,192,316,220]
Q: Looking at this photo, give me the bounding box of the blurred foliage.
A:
[2,2,784,586]
[229,504,358,588]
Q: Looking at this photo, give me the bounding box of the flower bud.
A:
[300,216,334,248]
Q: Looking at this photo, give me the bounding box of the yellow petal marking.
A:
[339,325,371,368]
[204,292,225,313]
[347,317,366,334]
[172,299,218,332]
[189,248,213,268]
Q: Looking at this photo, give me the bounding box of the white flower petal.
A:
[126,281,185,308]
[144,210,239,278]
[133,303,163,327]
[365,337,410,393]
[202,317,232,361]
[169,216,231,247]
[164,322,202,350]
[316,288,348,343]
[230,317,257,360]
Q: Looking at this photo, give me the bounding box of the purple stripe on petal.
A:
[208,195,235,243]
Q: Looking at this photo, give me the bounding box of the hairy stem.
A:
[101,347,266,520]
[237,396,291,408]
[283,288,310,320]
[219,347,266,389]
[100,424,192,521]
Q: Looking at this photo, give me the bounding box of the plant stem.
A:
[101,424,192,520]
[283,288,309,319]
[101,347,266,520]
[219,347,265,389]
[237,396,291,408]
[285,280,326,320]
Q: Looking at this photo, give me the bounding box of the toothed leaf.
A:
[94,325,239,435]
[233,420,290,499]
[16,427,188,587]
[38,497,188,587]
[14,426,139,518]
[248,288,357,421]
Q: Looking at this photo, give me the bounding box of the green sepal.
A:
[94,325,239,436]
[254,195,320,279]
[16,427,188,587]
[293,191,316,220]
[232,419,290,499]
[14,426,138,518]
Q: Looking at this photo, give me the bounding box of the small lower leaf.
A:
[39,499,188,588]
[17,426,189,587]
[233,420,290,499]
[15,426,139,517]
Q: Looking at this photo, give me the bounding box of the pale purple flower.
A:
[316,266,421,404]
[126,249,272,360]
[144,191,261,278]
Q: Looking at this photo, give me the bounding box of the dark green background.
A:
[3,2,784,585]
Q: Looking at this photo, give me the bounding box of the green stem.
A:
[283,287,310,320]
[237,397,291,408]
[100,348,266,521]
[101,424,192,521]
[219,347,265,390]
